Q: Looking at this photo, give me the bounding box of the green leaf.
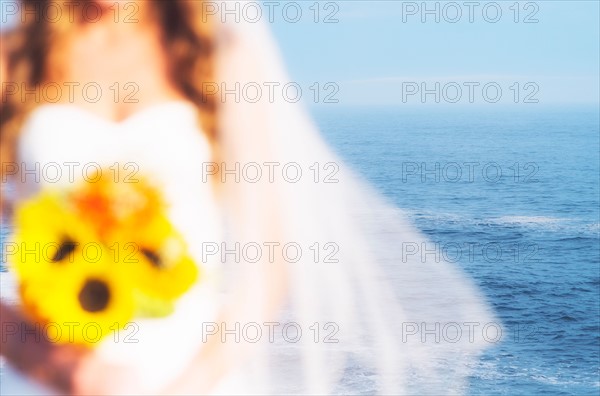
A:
[133,290,175,318]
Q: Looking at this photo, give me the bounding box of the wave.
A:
[403,210,599,235]
[494,216,565,225]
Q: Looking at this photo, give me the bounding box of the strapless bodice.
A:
[17,101,223,270]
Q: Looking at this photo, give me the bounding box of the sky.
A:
[266,0,600,106]
[1,0,598,106]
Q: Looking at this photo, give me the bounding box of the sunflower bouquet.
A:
[10,171,198,345]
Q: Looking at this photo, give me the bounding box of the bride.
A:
[0,1,496,394]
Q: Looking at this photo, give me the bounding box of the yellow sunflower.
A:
[109,214,199,307]
[20,254,135,346]
[11,191,99,281]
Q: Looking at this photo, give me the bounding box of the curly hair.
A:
[0,0,217,185]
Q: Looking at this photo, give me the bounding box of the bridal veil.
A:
[211,4,497,394]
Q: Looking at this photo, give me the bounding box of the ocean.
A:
[1,105,598,394]
[312,105,600,395]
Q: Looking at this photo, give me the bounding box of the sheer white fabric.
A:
[211,11,496,394]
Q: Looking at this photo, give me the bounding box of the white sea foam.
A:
[494,216,565,225]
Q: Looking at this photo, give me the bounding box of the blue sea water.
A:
[0,105,598,394]
[311,105,600,395]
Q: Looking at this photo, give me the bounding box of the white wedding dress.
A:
[1,101,249,395]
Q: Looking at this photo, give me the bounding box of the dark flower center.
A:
[78,279,110,313]
[52,238,77,262]
[141,248,162,268]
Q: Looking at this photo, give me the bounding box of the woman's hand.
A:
[1,302,158,395]
[70,354,145,396]
[0,302,86,393]
[1,302,138,395]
